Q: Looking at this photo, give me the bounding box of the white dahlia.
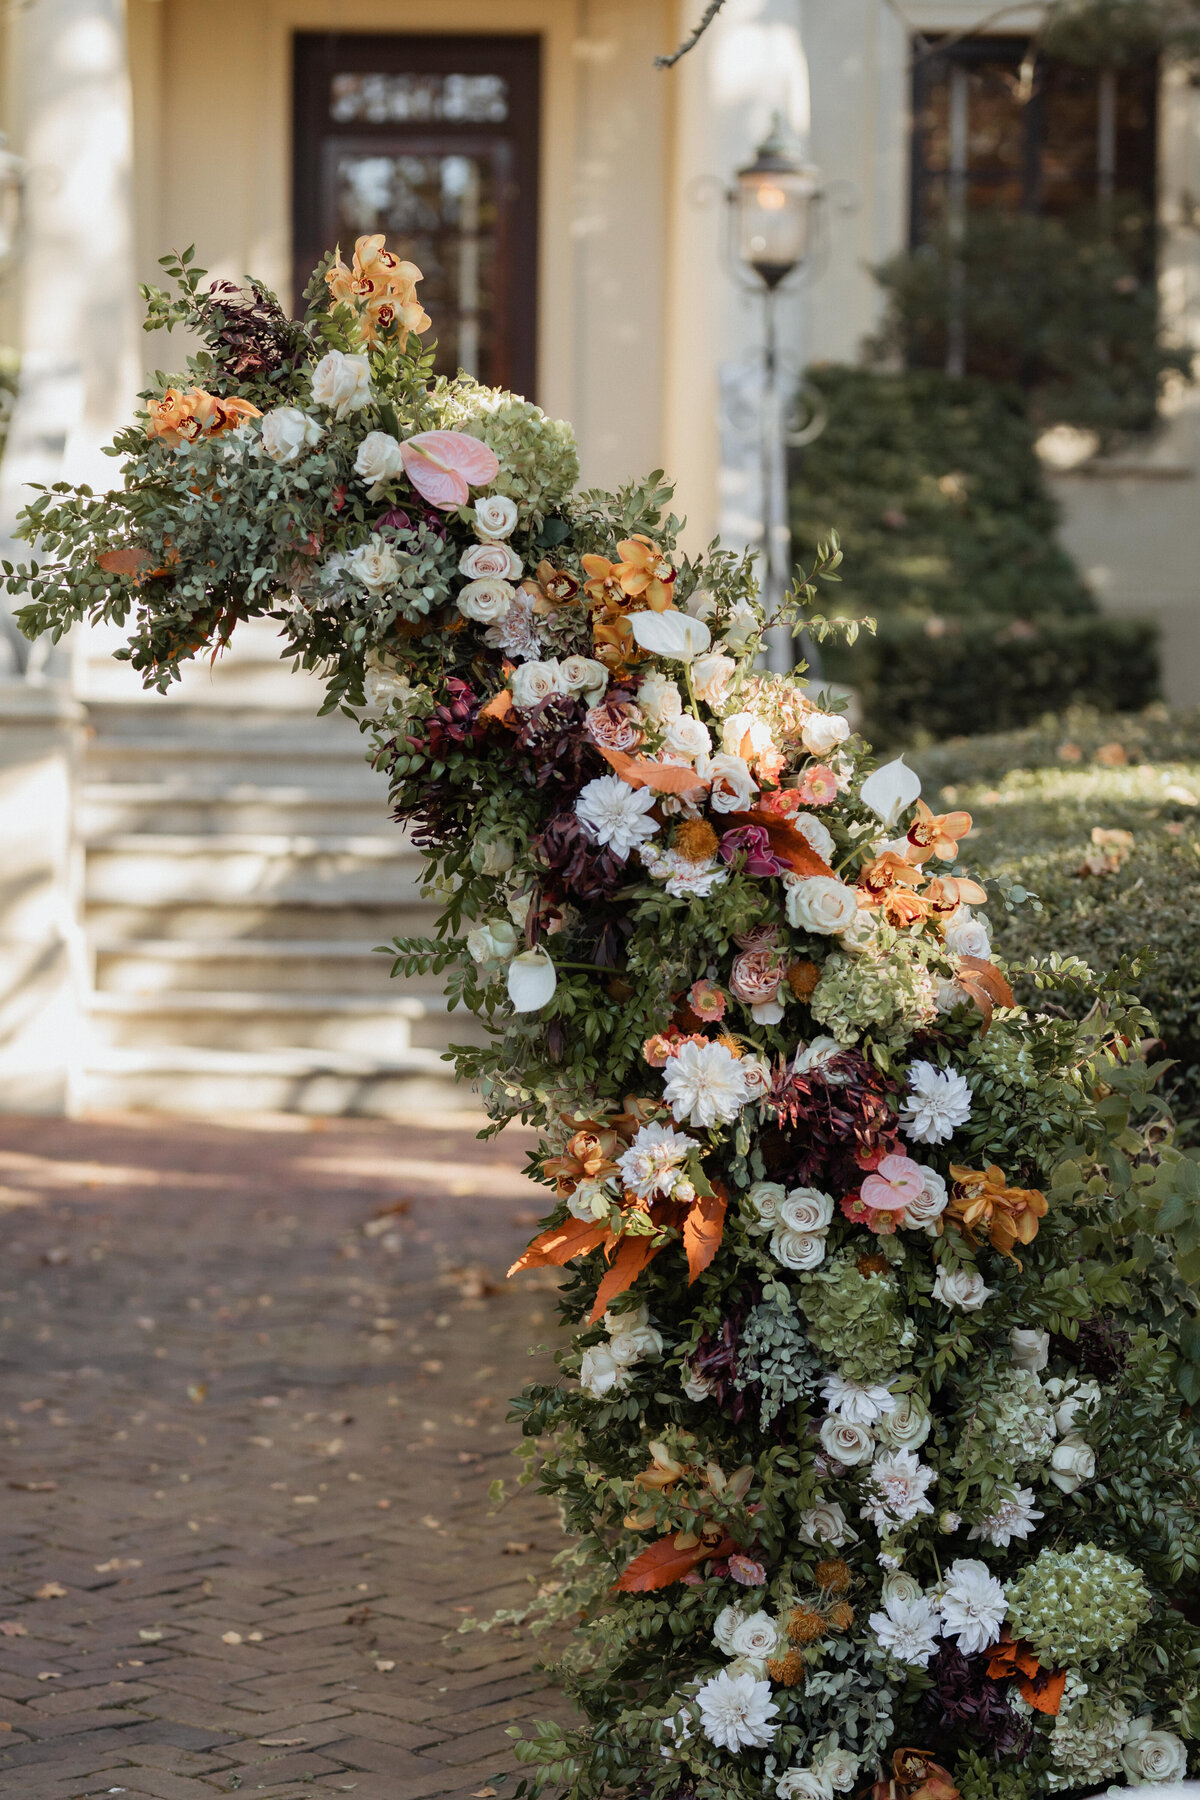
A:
[820,1375,897,1426]
[617,1122,694,1202]
[938,1557,1007,1655]
[860,1448,937,1531]
[969,1486,1043,1550]
[662,1040,752,1129]
[868,1589,941,1668]
[574,774,659,860]
[899,1061,973,1144]
[695,1668,779,1753]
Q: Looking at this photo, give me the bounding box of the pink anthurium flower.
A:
[399,430,500,509]
[860,1152,926,1213]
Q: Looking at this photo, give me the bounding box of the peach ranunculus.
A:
[905,799,973,864]
[947,1163,1048,1262]
[146,387,262,448]
[325,234,431,349]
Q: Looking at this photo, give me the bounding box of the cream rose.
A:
[797,1501,853,1546]
[777,1771,834,1800]
[1045,1377,1100,1436]
[664,714,712,760]
[691,652,736,710]
[801,711,850,757]
[636,670,683,725]
[793,812,836,864]
[511,659,566,709]
[260,406,321,463]
[785,875,860,936]
[579,1344,627,1399]
[874,1394,932,1452]
[744,1181,785,1235]
[818,1417,875,1467]
[458,577,517,624]
[944,909,992,960]
[702,752,758,813]
[353,429,405,490]
[559,655,609,700]
[1048,1433,1095,1494]
[722,711,774,759]
[778,1187,835,1232]
[816,1748,861,1795]
[727,1610,783,1661]
[933,1265,992,1311]
[1009,1327,1050,1374]
[460,539,522,581]
[608,1324,664,1365]
[1120,1718,1188,1785]
[474,494,519,540]
[347,541,401,591]
[311,349,372,419]
[770,1225,827,1272]
[466,918,519,964]
[739,1055,773,1099]
[900,1167,949,1233]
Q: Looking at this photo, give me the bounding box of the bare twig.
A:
[656,0,728,69]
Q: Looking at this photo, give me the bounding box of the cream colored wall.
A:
[126,0,673,493]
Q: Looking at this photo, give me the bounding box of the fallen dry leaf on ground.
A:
[33,1582,66,1600]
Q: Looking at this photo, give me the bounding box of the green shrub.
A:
[844,613,1159,746]
[910,705,1200,1119]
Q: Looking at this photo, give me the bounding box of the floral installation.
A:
[10,242,1200,1800]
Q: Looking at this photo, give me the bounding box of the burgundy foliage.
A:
[761,1050,900,1192]
[925,1644,1034,1761]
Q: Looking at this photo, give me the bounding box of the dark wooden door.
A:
[293,33,540,398]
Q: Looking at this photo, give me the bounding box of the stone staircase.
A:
[76,620,475,1116]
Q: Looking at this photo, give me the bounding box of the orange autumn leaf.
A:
[588,1233,658,1323]
[683,1184,727,1284]
[725,809,834,879]
[479,688,515,727]
[596,743,708,798]
[97,546,153,576]
[612,1529,738,1593]
[507,1216,610,1279]
[955,954,1015,1033]
[986,1632,1066,1716]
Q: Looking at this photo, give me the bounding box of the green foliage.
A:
[1039,0,1200,65]
[873,205,1192,441]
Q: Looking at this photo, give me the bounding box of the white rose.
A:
[579,1344,627,1399]
[933,1264,992,1311]
[691,653,736,710]
[816,1749,860,1795]
[739,1055,774,1098]
[1120,1718,1189,1785]
[839,910,880,953]
[819,1417,875,1466]
[460,540,523,581]
[1045,1378,1100,1436]
[473,838,515,876]
[900,1167,949,1233]
[604,1303,649,1335]
[683,1367,717,1401]
[559,655,609,699]
[474,494,519,540]
[770,1225,827,1272]
[701,751,758,814]
[636,670,683,725]
[1009,1328,1050,1374]
[728,1610,782,1661]
[608,1324,663,1366]
[793,812,835,864]
[511,659,566,709]
[311,349,372,419]
[457,577,516,624]
[1048,1433,1095,1494]
[353,429,405,490]
[260,406,321,463]
[713,1603,743,1655]
[347,541,401,591]
[801,712,850,757]
[786,875,860,936]
[466,918,520,964]
[881,1572,924,1607]
[778,1771,834,1800]
[797,1501,853,1546]
[778,1188,835,1232]
[744,1181,785,1235]
[722,711,774,758]
[664,714,712,760]
[874,1395,932,1452]
[720,600,760,653]
[944,909,992,961]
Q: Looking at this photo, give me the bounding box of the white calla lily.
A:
[630,610,712,661]
[859,756,921,827]
[507,947,558,1013]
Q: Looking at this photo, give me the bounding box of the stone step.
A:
[91,936,442,996]
[81,783,394,837]
[80,618,332,708]
[88,989,484,1055]
[82,1045,467,1118]
[85,833,426,907]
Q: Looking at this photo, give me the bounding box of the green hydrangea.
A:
[734,1299,820,1428]
[988,1369,1058,1469]
[428,379,580,525]
[1005,1543,1152,1665]
[1047,1693,1133,1789]
[798,1252,915,1382]
[810,945,938,1049]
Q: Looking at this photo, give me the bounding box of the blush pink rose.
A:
[729,948,785,1008]
[585,699,644,752]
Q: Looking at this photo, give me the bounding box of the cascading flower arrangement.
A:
[12,240,1200,1800]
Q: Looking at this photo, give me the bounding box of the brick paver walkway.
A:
[0,1112,572,1799]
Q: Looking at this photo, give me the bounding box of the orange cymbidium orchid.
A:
[542,1121,625,1197]
[580,553,629,609]
[613,535,677,611]
[146,388,262,448]
[947,1163,1048,1263]
[525,559,581,613]
[858,852,925,904]
[986,1630,1067,1715]
[868,1749,961,1800]
[325,233,431,348]
[905,799,973,863]
[923,874,988,915]
[879,888,934,929]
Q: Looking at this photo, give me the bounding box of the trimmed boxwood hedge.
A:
[911,705,1200,1121]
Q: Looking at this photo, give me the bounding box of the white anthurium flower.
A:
[507,948,557,1013]
[859,756,922,828]
[630,610,711,661]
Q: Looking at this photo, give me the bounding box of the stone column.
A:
[0,0,140,678]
